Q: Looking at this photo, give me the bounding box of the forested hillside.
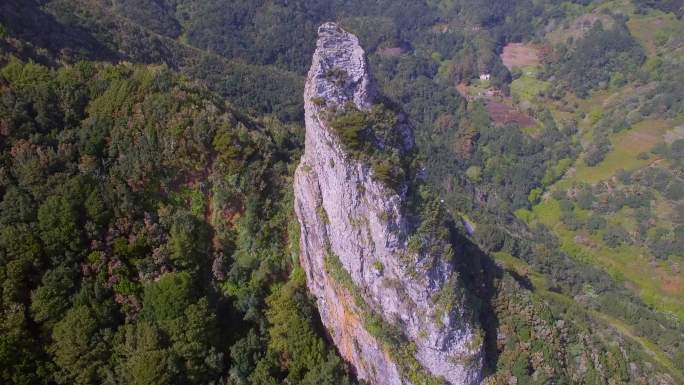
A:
[0,0,683,384]
[0,53,362,384]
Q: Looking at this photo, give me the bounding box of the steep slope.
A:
[294,23,483,385]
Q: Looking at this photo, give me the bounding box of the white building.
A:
[479,73,491,81]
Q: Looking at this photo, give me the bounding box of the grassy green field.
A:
[511,75,549,102]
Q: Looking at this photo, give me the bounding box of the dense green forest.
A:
[1,0,683,384]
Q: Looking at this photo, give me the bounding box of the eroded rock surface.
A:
[293,22,483,385]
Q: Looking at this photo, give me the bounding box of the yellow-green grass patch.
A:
[606,206,637,232]
[559,119,672,189]
[492,251,546,288]
[627,11,681,56]
[511,76,549,102]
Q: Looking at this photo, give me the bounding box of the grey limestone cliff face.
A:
[293,22,483,385]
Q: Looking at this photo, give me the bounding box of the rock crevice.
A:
[294,22,483,385]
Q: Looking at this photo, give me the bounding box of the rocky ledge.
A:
[293,22,483,385]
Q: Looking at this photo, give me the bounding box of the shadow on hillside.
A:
[450,226,504,376]
[0,0,118,62]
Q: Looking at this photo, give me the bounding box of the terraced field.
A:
[560,119,673,187]
[526,197,684,320]
[515,5,684,320]
[521,111,684,319]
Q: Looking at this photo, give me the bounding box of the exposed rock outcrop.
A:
[293,22,483,385]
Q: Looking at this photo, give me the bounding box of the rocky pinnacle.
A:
[293,22,483,385]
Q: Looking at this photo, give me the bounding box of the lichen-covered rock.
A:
[294,22,483,385]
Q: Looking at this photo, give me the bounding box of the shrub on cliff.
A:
[371,157,405,189]
[327,103,413,193]
[329,106,368,151]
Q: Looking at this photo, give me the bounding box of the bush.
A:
[586,215,607,232]
[561,211,582,230]
[465,166,482,182]
[585,145,608,166]
[665,180,684,201]
[576,189,594,210]
[372,158,405,189]
[476,224,506,252]
[558,198,574,212]
[603,224,631,248]
[616,169,632,184]
[671,139,684,160]
[528,187,543,204]
[311,96,327,106]
[329,107,369,151]
[551,189,568,200]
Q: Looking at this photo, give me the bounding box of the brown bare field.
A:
[658,267,684,297]
[620,119,671,153]
[455,82,469,98]
[485,100,536,128]
[501,43,540,70]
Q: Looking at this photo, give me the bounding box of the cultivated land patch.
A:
[528,198,684,320]
[456,81,538,129]
[627,11,680,55]
[525,115,684,319]
[485,99,536,128]
[501,43,540,70]
[560,119,672,188]
[511,76,549,102]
